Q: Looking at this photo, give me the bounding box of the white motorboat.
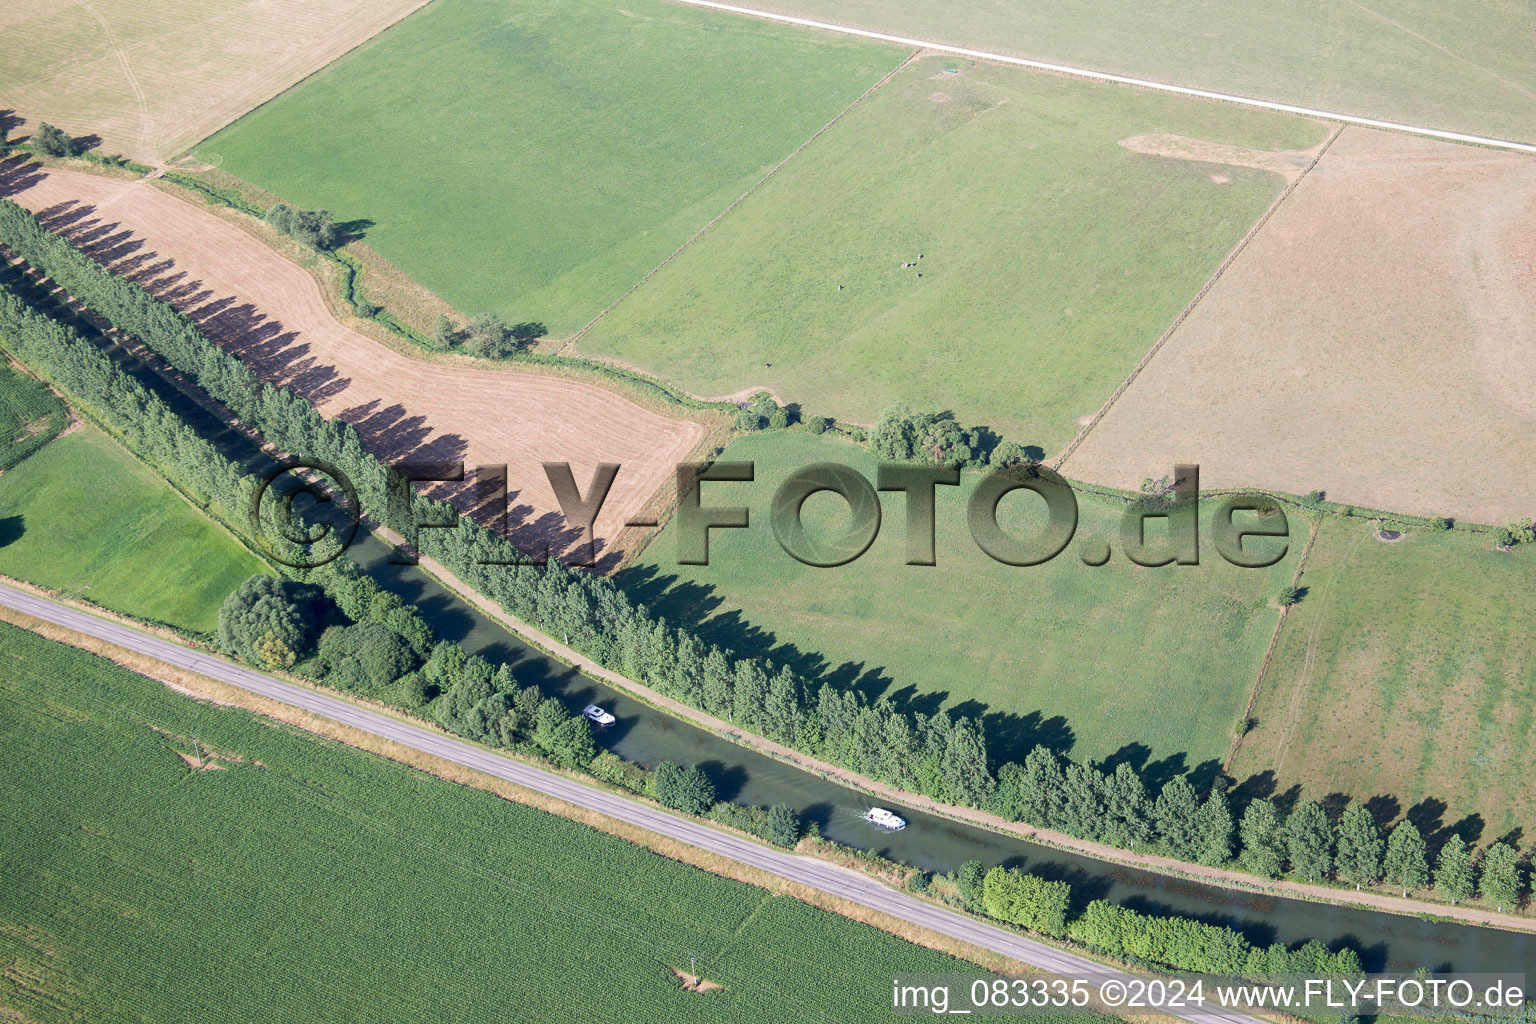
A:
[862,807,907,831]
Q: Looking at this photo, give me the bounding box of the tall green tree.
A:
[1239,799,1285,878]
[1334,804,1383,890]
[1101,762,1153,848]
[1195,790,1235,866]
[1018,745,1065,827]
[1154,775,1201,860]
[954,859,986,911]
[1478,842,1523,913]
[1381,821,1429,897]
[1057,762,1105,840]
[1433,836,1475,905]
[1285,802,1333,882]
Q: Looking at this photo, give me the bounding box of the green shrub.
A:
[765,804,801,847]
[653,761,715,815]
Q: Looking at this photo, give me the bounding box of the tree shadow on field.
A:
[0,110,25,143]
[614,563,1246,787]
[0,515,24,548]
[333,218,374,245]
[0,154,47,196]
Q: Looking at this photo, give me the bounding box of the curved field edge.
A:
[3,163,716,558]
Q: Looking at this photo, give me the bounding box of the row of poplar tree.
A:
[0,197,1525,909]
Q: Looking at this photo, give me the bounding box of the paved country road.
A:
[0,581,1265,1024]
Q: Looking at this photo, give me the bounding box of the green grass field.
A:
[0,621,1093,1023]
[737,0,1536,143]
[197,0,902,335]
[0,357,65,470]
[1230,517,1536,838]
[0,427,264,633]
[623,431,1300,771]
[583,56,1327,449]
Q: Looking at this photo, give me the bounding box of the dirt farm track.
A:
[0,164,705,563]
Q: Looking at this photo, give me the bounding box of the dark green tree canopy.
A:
[653,761,716,816]
[218,574,318,669]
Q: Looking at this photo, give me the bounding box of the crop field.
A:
[196,0,903,336]
[1229,516,1536,837]
[0,621,1081,1024]
[0,427,263,633]
[728,0,1536,142]
[623,430,1300,771]
[1066,127,1536,525]
[0,0,430,162]
[583,55,1327,450]
[7,166,707,562]
[0,356,64,469]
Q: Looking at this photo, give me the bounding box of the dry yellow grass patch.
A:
[1118,133,1327,184]
[1069,126,1536,523]
[1,0,431,163]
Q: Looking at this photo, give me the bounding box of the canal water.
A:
[356,531,1530,976]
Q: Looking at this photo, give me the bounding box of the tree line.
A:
[957,862,1362,977]
[0,197,1527,912]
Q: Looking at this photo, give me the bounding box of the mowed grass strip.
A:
[0,622,1076,1024]
[0,426,263,633]
[1230,517,1536,838]
[198,0,904,335]
[719,0,1536,142]
[0,357,65,469]
[584,56,1327,449]
[622,431,1299,770]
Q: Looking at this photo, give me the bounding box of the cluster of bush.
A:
[951,861,1362,978]
[734,393,790,432]
[433,313,544,358]
[265,203,343,251]
[1495,518,1536,549]
[869,404,1035,470]
[29,122,83,159]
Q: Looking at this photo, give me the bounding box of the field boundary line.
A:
[665,0,1536,153]
[1224,516,1320,772]
[559,47,920,352]
[1052,123,1344,473]
[1269,521,1372,779]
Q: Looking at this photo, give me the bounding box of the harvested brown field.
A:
[1,164,706,563]
[1067,127,1536,524]
[0,0,431,163]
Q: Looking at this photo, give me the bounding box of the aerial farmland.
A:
[3,0,1536,1019]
